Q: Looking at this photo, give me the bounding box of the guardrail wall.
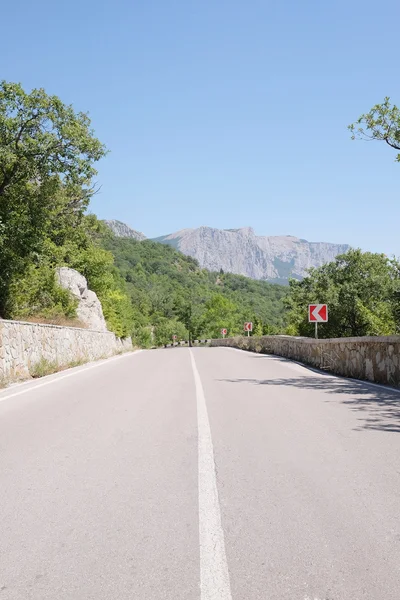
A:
[211,335,400,387]
[0,319,132,381]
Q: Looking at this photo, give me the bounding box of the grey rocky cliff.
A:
[56,267,108,331]
[104,219,146,241]
[155,226,350,282]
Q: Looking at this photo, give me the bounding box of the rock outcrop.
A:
[103,219,146,241]
[56,267,108,331]
[153,226,350,282]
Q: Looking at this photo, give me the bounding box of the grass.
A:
[29,358,60,378]
[21,316,87,328]
[29,356,89,378]
[20,347,134,385]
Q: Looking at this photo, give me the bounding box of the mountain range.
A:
[104,221,350,283]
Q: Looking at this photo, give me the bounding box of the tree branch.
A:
[384,138,400,151]
[0,163,18,196]
[15,112,40,151]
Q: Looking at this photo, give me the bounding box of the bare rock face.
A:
[154,227,350,282]
[103,219,146,241]
[56,267,108,331]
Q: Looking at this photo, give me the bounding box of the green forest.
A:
[102,235,287,346]
[1,80,400,346]
[0,81,287,346]
[285,249,400,339]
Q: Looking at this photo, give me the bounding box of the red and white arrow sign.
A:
[244,322,253,332]
[308,304,328,323]
[221,328,227,335]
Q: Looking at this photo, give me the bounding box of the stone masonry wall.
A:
[211,335,400,387]
[0,320,133,381]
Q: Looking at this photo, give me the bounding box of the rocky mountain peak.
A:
[153,226,350,283]
[107,220,350,283]
[103,220,146,241]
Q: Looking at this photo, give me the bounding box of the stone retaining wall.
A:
[0,320,133,381]
[211,335,400,387]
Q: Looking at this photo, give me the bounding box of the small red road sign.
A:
[172,335,177,340]
[244,322,253,332]
[309,304,328,323]
[221,328,227,335]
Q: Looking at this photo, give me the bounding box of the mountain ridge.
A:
[104,221,350,283]
[152,226,350,283]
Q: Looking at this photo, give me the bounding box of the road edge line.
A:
[218,346,400,395]
[0,350,142,404]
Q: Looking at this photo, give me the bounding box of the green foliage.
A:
[9,260,77,320]
[102,236,288,345]
[29,356,89,378]
[200,294,241,339]
[349,97,400,162]
[132,326,153,349]
[285,249,400,338]
[0,81,107,315]
[100,288,134,338]
[29,357,59,378]
[153,318,188,346]
[254,321,263,336]
[0,81,288,344]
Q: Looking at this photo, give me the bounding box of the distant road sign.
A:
[244,322,253,332]
[172,335,177,340]
[221,328,227,336]
[309,304,328,323]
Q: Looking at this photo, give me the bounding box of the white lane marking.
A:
[189,349,232,600]
[0,351,142,404]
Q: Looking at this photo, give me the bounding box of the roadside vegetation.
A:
[0,81,288,345]
[101,235,287,346]
[285,249,400,338]
[0,81,132,337]
[1,81,399,346]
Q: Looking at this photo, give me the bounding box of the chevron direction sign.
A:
[308,304,328,323]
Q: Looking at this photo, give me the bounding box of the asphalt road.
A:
[1,347,400,599]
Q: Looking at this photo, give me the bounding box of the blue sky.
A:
[1,0,399,254]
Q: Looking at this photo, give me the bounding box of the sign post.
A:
[244,322,253,337]
[308,304,328,339]
[221,328,227,338]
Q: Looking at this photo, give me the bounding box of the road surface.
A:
[1,347,400,599]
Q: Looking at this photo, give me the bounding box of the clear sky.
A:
[1,0,399,254]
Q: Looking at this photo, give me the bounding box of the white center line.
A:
[190,349,233,600]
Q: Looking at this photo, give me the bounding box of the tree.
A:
[285,249,400,338]
[253,321,263,336]
[153,318,188,346]
[201,293,240,339]
[349,97,400,162]
[0,81,106,315]
[173,289,206,343]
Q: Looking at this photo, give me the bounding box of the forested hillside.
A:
[101,235,287,346]
[0,80,287,345]
[4,80,397,347]
[285,249,400,338]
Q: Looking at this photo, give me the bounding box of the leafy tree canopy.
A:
[349,97,400,162]
[0,81,107,315]
[285,249,400,338]
[101,236,288,346]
